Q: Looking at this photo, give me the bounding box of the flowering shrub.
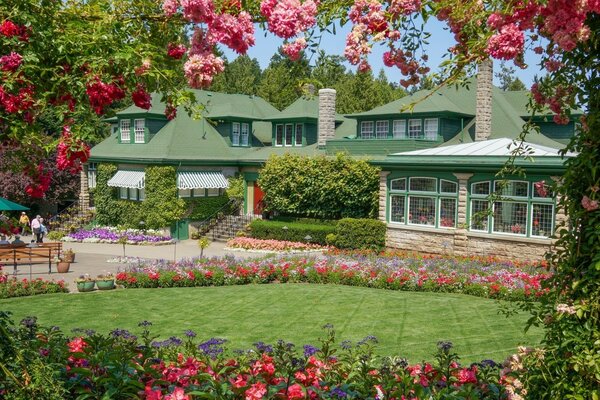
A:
[114,253,550,301]
[63,227,172,245]
[226,237,327,252]
[0,313,514,399]
[0,266,68,298]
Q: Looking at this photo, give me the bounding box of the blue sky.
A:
[223,19,545,88]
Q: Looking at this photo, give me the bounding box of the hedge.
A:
[249,219,336,245]
[328,218,386,251]
[185,195,231,221]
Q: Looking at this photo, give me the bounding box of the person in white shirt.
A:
[31,215,42,243]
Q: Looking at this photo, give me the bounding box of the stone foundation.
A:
[387,225,553,262]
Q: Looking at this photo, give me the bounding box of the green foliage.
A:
[209,55,262,95]
[94,164,184,229]
[185,195,230,221]
[249,219,336,244]
[225,175,245,203]
[258,153,380,219]
[329,218,386,251]
[257,52,311,110]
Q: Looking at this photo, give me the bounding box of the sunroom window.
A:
[275,124,284,146]
[120,119,131,142]
[361,121,374,139]
[134,119,145,143]
[424,118,438,140]
[295,123,303,146]
[388,176,457,228]
[376,121,389,139]
[408,119,422,138]
[469,179,554,237]
[284,124,293,146]
[393,120,406,139]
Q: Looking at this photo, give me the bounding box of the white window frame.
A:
[376,120,389,139]
[408,119,422,138]
[275,124,284,146]
[134,119,145,143]
[424,118,438,140]
[295,123,303,146]
[87,163,97,189]
[120,119,131,142]
[232,122,240,146]
[241,123,249,146]
[393,120,406,139]
[361,121,374,139]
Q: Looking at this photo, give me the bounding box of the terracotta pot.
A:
[56,261,71,273]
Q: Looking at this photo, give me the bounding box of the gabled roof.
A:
[264,96,344,123]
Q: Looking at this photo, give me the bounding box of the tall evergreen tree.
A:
[257,52,311,110]
[495,62,527,91]
[209,55,262,95]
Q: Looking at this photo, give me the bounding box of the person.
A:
[39,217,48,241]
[31,215,42,243]
[0,235,10,245]
[19,212,30,235]
[11,235,24,245]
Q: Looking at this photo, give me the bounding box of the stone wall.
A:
[317,89,336,148]
[387,226,456,255]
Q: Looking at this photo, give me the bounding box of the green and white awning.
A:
[177,171,229,189]
[107,170,145,189]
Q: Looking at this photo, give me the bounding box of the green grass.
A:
[0,284,541,363]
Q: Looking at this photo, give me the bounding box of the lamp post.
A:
[139,220,145,233]
[304,235,312,244]
[282,225,288,241]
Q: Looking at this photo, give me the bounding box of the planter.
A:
[56,261,71,273]
[96,279,115,290]
[76,281,95,292]
[62,253,75,263]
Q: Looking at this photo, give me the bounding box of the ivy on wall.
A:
[185,195,231,221]
[94,164,185,229]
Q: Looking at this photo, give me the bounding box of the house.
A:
[82,71,578,259]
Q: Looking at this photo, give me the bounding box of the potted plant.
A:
[75,274,95,292]
[95,273,115,290]
[62,248,75,263]
[54,256,71,273]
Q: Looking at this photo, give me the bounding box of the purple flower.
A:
[303,344,319,357]
[198,338,227,359]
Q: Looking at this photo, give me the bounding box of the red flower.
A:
[67,337,87,353]
[244,382,266,400]
[0,20,20,37]
[286,384,305,400]
[167,43,187,59]
[0,52,23,72]
[132,84,152,110]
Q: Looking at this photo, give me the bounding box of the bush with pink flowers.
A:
[226,237,327,252]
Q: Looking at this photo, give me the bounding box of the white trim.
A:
[120,119,131,142]
[134,119,145,143]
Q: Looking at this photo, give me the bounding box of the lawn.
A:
[0,284,541,363]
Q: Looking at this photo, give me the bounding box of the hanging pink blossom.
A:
[162,0,179,16]
[167,43,187,59]
[388,0,421,17]
[487,23,525,60]
[183,53,224,89]
[209,11,255,54]
[181,0,215,24]
[344,23,371,66]
[0,52,23,72]
[260,0,318,39]
[135,59,152,76]
[282,37,307,61]
[581,196,599,212]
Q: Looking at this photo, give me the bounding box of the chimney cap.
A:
[318,88,336,94]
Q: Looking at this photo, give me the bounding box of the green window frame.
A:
[388,176,458,228]
[468,179,555,238]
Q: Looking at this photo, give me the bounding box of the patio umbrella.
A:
[0,197,29,211]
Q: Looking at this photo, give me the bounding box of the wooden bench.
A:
[0,242,63,274]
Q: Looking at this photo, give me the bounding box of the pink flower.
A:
[260,0,318,39]
[164,387,189,400]
[209,11,255,54]
[183,53,224,89]
[135,59,152,76]
[457,367,478,384]
[245,382,267,400]
[181,0,215,23]
[581,195,599,212]
[486,23,524,60]
[168,43,187,59]
[286,384,305,399]
[67,337,87,353]
[0,52,23,72]
[162,0,179,16]
[282,37,307,61]
[534,181,548,198]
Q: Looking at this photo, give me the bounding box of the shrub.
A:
[249,219,336,244]
[330,218,386,250]
[185,195,230,221]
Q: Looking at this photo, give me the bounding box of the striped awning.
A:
[107,170,145,189]
[177,171,229,189]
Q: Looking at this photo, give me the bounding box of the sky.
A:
[222,19,546,89]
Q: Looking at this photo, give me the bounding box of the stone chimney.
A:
[318,88,336,148]
[475,59,493,141]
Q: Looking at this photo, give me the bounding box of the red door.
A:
[253,184,265,215]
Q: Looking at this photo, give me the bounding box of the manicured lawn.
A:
[0,284,541,363]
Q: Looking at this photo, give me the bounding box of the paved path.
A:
[8,234,262,292]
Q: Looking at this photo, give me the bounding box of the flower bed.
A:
[1,313,521,399]
[0,267,68,298]
[115,254,550,301]
[63,227,173,245]
[226,237,328,252]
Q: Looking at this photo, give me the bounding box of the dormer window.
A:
[295,124,303,146]
[285,124,293,146]
[408,119,421,138]
[120,119,131,142]
[275,125,284,146]
[134,119,145,143]
[232,122,250,147]
[274,123,304,147]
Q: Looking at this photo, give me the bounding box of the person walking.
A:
[31,215,42,243]
[19,212,30,235]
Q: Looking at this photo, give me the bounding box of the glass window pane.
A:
[393,120,406,138]
[471,181,490,196]
[120,119,131,142]
[241,123,249,146]
[439,198,456,228]
[134,119,145,143]
[409,196,436,225]
[179,189,191,198]
[533,181,551,198]
[424,118,438,140]
[193,188,206,197]
[376,121,388,139]
[390,195,405,223]
[139,188,145,201]
[409,177,436,192]
[440,180,458,193]
[285,124,293,146]
[129,188,138,200]
[495,180,529,197]
[207,188,220,197]
[275,125,283,146]
[470,200,489,231]
[232,123,240,146]
[390,178,406,191]
[119,187,128,199]
[295,124,303,146]
[493,201,528,235]
[532,203,553,237]
[408,119,422,138]
[361,121,374,139]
